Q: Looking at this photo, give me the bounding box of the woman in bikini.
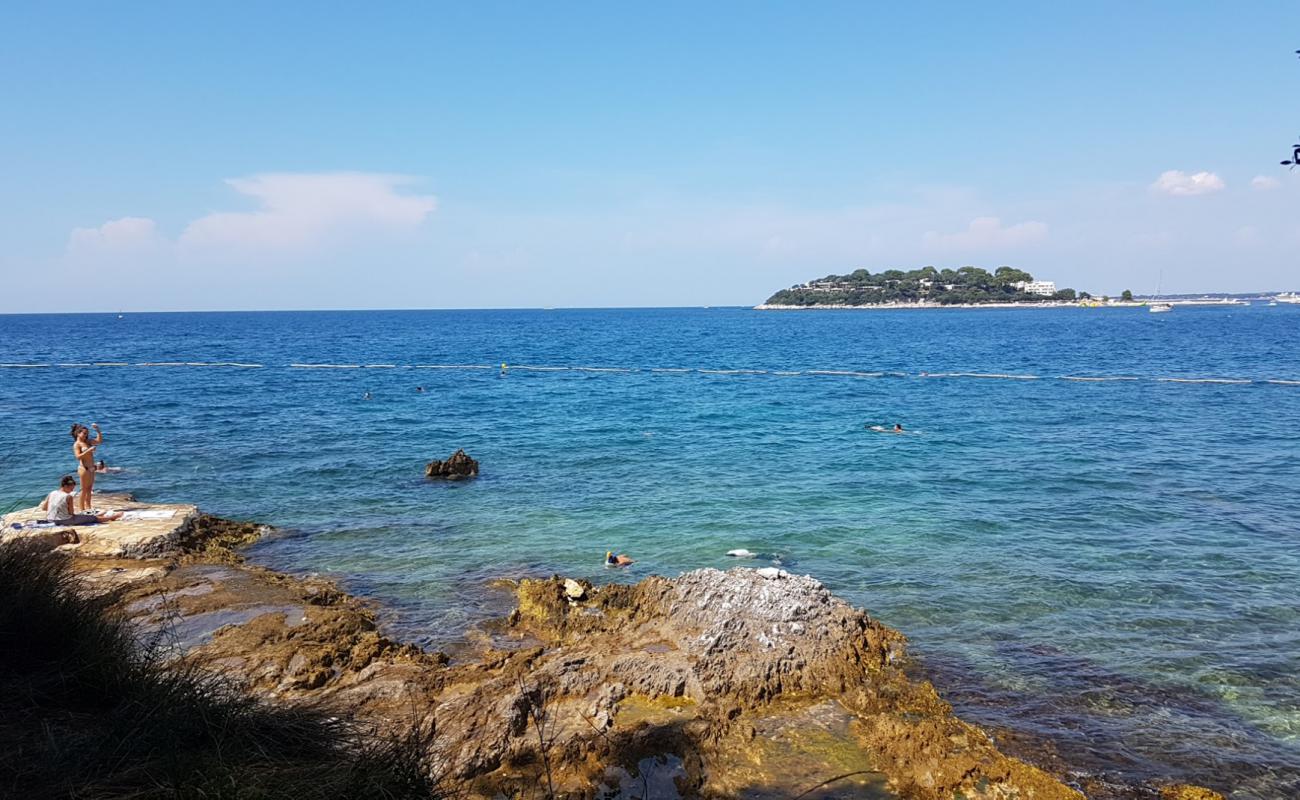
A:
[71,423,104,511]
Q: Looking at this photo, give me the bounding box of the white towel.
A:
[120,509,176,521]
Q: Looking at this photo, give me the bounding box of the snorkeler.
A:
[866,423,907,434]
[605,551,634,567]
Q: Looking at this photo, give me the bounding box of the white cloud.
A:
[179,172,436,251]
[68,173,436,262]
[922,216,1048,250]
[1150,170,1225,196]
[1251,175,1281,191]
[67,216,161,252]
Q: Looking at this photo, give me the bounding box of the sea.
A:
[1,305,1297,797]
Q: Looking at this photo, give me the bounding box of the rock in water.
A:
[424,449,479,480]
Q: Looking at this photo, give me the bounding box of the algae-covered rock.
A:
[425,449,479,479]
[1160,784,1227,800]
[428,567,1083,800]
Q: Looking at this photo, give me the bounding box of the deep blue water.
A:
[2,306,1298,796]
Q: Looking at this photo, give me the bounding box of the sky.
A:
[1,2,1297,312]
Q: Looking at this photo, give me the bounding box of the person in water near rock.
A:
[40,475,123,527]
[605,551,634,567]
[71,423,104,511]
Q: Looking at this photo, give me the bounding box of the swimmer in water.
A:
[363,391,372,400]
[416,386,424,393]
[867,423,906,434]
[605,551,634,567]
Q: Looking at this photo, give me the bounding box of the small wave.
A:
[289,363,362,369]
[93,362,130,367]
[0,363,49,368]
[955,372,1040,380]
[363,364,398,368]
[411,364,493,370]
[1059,375,1139,382]
[1157,377,1252,385]
[772,370,803,376]
[136,362,188,367]
[511,365,568,372]
[57,363,93,367]
[1265,379,1300,386]
[573,366,635,373]
[650,368,691,373]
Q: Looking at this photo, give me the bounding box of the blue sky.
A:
[2,2,1296,311]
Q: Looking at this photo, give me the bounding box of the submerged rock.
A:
[1160,785,1227,800]
[425,448,480,480]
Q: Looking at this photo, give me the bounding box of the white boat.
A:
[1276,292,1300,305]
[1148,270,1172,313]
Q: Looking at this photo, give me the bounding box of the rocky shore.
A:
[2,497,1226,799]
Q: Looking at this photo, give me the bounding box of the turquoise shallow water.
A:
[1,306,1298,796]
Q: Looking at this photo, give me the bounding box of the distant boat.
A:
[1276,292,1300,305]
[1268,301,1279,307]
[1149,270,1172,313]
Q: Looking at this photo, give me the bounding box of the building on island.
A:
[1013,280,1057,296]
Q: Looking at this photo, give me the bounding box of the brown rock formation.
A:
[63,508,1221,799]
[425,449,479,479]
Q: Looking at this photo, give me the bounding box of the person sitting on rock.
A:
[605,551,634,567]
[40,475,124,526]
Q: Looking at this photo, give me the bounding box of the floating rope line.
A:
[0,362,1296,387]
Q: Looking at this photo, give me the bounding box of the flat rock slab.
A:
[1,492,199,558]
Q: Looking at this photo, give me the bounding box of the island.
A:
[759,266,1083,308]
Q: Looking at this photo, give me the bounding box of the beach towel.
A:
[121,509,176,521]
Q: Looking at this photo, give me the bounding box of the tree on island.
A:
[994,266,1033,285]
[1121,289,1133,302]
[764,266,1081,307]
